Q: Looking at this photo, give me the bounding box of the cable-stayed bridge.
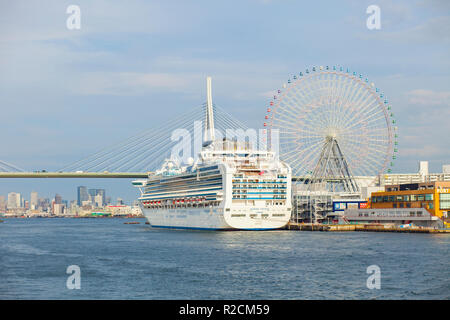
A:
[0,160,25,173]
[0,104,252,179]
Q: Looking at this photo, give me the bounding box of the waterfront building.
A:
[341,181,450,227]
[370,181,450,219]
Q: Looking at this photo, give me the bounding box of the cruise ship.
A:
[132,77,292,230]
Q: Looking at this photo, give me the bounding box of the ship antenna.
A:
[204,76,215,142]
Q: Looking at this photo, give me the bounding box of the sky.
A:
[0,0,449,203]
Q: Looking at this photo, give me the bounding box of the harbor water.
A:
[0,218,448,299]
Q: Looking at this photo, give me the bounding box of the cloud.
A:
[400,144,443,158]
[407,89,450,106]
[73,72,200,95]
[360,13,450,44]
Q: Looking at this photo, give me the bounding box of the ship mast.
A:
[204,76,215,142]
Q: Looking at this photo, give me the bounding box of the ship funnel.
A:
[204,76,215,142]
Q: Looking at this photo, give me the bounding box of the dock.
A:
[284,223,450,233]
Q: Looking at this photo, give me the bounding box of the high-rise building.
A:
[55,194,62,204]
[443,165,450,174]
[7,192,21,209]
[0,195,6,211]
[77,186,89,206]
[53,203,65,215]
[39,198,50,212]
[94,194,103,207]
[30,191,38,210]
[419,161,429,176]
[88,188,106,206]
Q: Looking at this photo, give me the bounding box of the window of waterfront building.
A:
[439,194,450,210]
[395,196,402,202]
[393,203,397,208]
[425,194,433,201]
[406,203,411,208]
[389,196,395,202]
[399,203,404,208]
[383,196,388,202]
[403,195,410,201]
[417,195,425,201]
[429,202,434,209]
[377,196,382,202]
[410,195,416,201]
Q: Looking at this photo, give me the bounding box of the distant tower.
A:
[30,191,38,209]
[7,192,21,209]
[443,164,450,174]
[77,186,88,206]
[419,161,429,182]
[55,194,62,204]
[204,76,215,142]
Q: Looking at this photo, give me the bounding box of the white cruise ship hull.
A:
[142,207,289,230]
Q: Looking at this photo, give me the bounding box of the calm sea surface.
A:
[0,218,448,299]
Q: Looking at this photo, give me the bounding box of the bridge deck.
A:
[0,172,150,178]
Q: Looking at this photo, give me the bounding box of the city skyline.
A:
[0,185,129,211]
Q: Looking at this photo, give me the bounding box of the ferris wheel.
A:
[264,66,398,182]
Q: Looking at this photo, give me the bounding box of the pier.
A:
[284,223,450,233]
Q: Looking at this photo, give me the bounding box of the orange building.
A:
[370,181,450,219]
